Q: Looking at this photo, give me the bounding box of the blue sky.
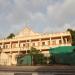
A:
[0,0,75,38]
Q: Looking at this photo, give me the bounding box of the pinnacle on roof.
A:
[15,26,39,38]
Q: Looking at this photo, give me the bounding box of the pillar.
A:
[10,42,12,53]
[39,39,41,51]
[50,37,51,46]
[61,36,64,44]
[29,40,31,49]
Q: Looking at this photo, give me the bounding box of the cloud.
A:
[44,0,75,32]
[0,0,75,38]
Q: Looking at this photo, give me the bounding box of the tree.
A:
[30,47,40,55]
[67,29,75,45]
[7,33,15,39]
[30,47,46,65]
[67,29,73,32]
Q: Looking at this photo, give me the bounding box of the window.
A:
[59,40,62,44]
[26,43,29,47]
[0,45,2,49]
[42,42,45,46]
[38,42,40,46]
[12,43,17,48]
[4,44,9,49]
[32,43,35,46]
[67,38,70,43]
[63,38,66,44]
[3,45,5,49]
[48,41,50,45]
[52,40,56,45]
[23,44,25,47]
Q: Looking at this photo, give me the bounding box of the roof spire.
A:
[15,25,39,38]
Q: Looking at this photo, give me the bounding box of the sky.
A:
[0,0,75,38]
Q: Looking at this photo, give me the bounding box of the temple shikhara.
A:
[0,27,72,65]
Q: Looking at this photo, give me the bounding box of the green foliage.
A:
[17,47,50,65]
[30,47,40,55]
[30,47,47,65]
[50,54,56,64]
[67,29,73,32]
[33,54,47,65]
[67,29,75,45]
[7,33,15,39]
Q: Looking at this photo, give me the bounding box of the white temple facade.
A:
[0,27,72,65]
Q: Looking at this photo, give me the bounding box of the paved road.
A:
[0,65,75,75]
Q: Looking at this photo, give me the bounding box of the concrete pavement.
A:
[0,65,75,75]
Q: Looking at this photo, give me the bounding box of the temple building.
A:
[0,27,72,65]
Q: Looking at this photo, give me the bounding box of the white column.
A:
[10,42,12,53]
[65,38,68,44]
[18,41,20,48]
[18,41,21,51]
[10,42,12,48]
[39,39,41,51]
[2,42,4,52]
[26,40,28,54]
[2,42,3,49]
[18,41,20,54]
[50,37,51,46]
[61,36,64,44]
[29,40,31,49]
